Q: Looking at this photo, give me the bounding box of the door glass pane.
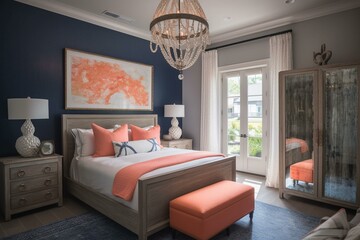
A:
[227,76,240,155]
[323,67,358,203]
[247,74,262,158]
[284,73,314,194]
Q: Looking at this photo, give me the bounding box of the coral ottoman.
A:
[170,180,254,240]
[290,159,314,185]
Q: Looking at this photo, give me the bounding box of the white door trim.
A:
[219,59,269,176]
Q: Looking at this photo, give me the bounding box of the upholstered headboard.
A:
[61,114,158,177]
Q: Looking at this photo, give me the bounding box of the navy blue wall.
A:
[0,0,181,156]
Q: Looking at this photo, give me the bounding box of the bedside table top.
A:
[0,154,62,165]
[161,138,192,142]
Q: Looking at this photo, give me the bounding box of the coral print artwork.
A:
[65,49,153,110]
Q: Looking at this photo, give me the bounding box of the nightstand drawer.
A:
[169,142,192,149]
[161,139,193,150]
[10,188,59,210]
[10,175,58,194]
[1,155,63,221]
[10,162,57,180]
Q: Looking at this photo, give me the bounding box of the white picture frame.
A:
[65,48,153,111]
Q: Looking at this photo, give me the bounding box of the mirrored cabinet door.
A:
[280,63,360,208]
[321,66,359,204]
[280,70,318,196]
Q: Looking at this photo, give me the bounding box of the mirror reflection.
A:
[323,67,358,203]
[284,73,314,194]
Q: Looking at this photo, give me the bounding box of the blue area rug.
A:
[4,201,319,240]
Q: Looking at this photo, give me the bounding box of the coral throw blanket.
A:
[112,151,224,201]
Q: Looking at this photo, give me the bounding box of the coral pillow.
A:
[130,125,161,145]
[115,124,154,141]
[92,123,129,157]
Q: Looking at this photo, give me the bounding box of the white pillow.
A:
[350,209,360,228]
[77,129,95,156]
[113,138,160,157]
[303,208,350,240]
[71,127,113,158]
[345,223,360,240]
[70,129,82,160]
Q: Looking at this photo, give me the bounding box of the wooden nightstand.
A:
[0,154,63,221]
[161,138,193,150]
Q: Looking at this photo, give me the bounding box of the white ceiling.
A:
[16,0,360,43]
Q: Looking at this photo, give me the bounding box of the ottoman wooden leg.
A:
[226,227,230,236]
[249,211,254,222]
[171,228,177,239]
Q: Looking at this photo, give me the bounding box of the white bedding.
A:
[69,148,224,211]
[286,142,302,152]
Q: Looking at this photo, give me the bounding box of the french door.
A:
[222,67,268,175]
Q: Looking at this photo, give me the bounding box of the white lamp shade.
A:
[164,104,185,118]
[8,98,49,120]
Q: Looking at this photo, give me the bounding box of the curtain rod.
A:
[206,29,293,52]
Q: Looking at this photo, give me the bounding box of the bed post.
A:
[138,180,147,240]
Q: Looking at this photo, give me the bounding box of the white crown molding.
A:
[210,1,360,43]
[15,0,360,44]
[15,0,151,41]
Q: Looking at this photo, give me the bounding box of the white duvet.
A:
[70,148,224,211]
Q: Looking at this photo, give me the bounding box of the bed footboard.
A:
[61,114,236,240]
[138,156,236,240]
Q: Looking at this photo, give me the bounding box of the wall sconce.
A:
[8,97,49,157]
[164,104,185,140]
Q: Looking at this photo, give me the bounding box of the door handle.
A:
[240,134,248,138]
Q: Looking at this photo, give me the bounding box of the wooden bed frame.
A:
[62,114,236,240]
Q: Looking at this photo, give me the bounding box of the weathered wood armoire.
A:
[279,63,360,209]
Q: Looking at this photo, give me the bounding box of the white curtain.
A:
[265,33,293,188]
[200,50,221,152]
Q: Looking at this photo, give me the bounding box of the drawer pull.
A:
[18,198,27,206]
[18,184,26,191]
[43,167,51,174]
[45,192,53,200]
[17,170,26,178]
[44,179,52,186]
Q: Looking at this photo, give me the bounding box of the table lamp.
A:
[8,97,49,157]
[164,104,184,140]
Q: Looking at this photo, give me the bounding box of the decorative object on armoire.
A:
[279,63,359,209]
[7,97,49,157]
[149,0,210,80]
[313,44,332,66]
[164,104,185,140]
[65,48,153,111]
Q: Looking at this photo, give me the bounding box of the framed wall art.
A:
[65,48,153,110]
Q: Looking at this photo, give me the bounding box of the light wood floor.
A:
[0,172,351,238]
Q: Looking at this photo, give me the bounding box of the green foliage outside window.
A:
[227,120,262,157]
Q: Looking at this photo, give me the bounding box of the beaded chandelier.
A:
[150,0,210,80]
